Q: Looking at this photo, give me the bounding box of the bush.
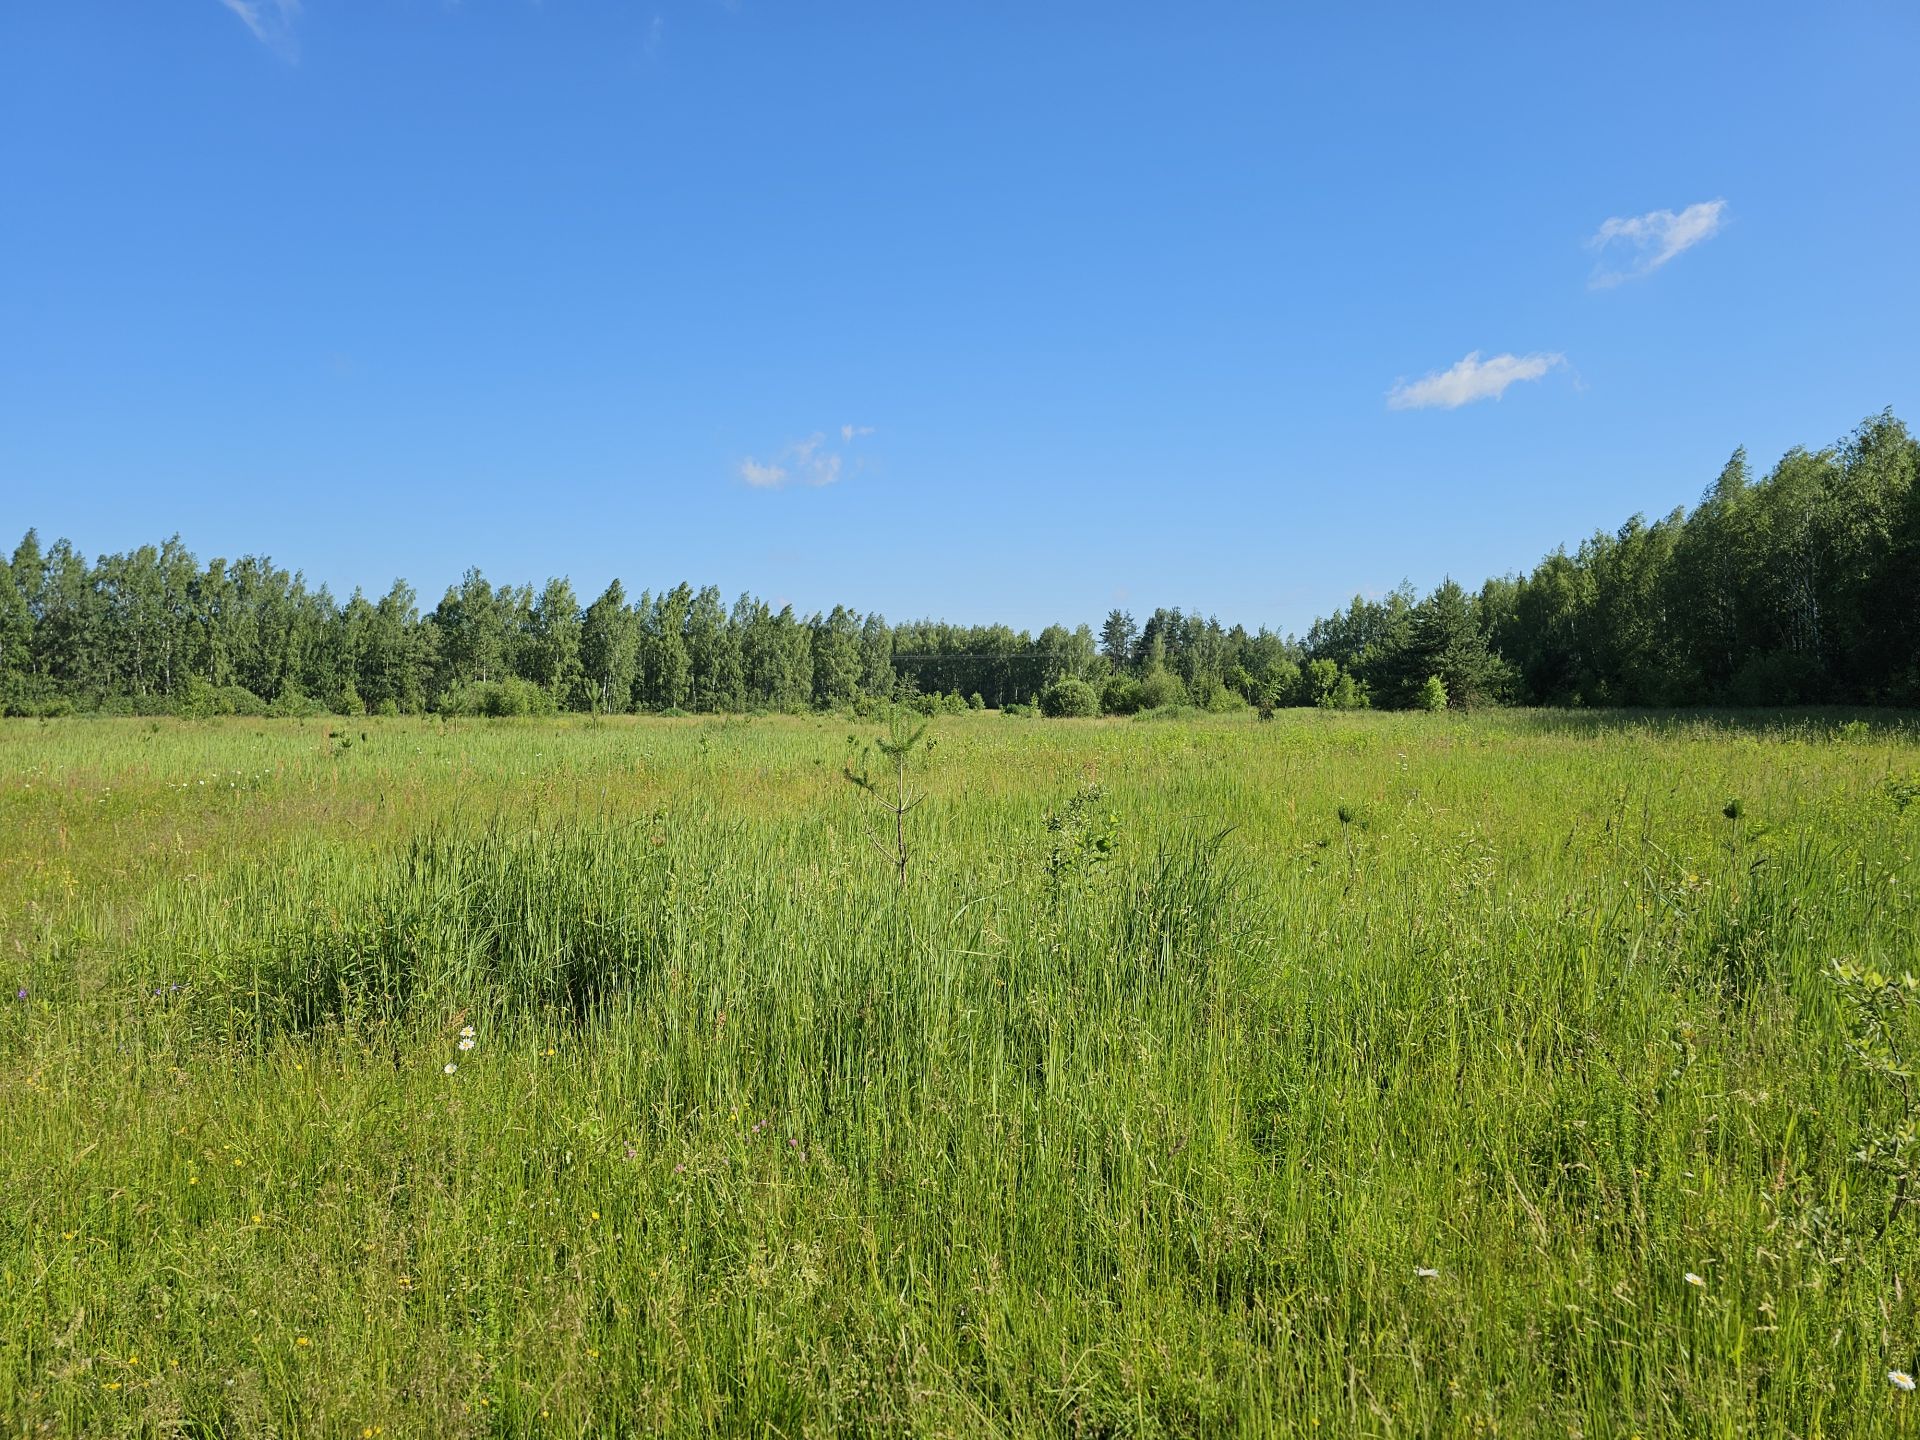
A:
[1417,675,1449,712]
[967,692,985,711]
[1039,676,1100,718]
[484,678,557,718]
[1100,674,1143,715]
[268,691,328,719]
[1193,675,1246,713]
[1262,661,1304,708]
[1135,668,1188,712]
[439,678,557,718]
[217,685,270,718]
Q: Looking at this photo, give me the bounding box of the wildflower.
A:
[15,988,24,1000]
[1684,1272,1705,1288]
[1415,1267,1439,1279]
[459,1025,475,1040]
[1893,1370,1917,1392]
[457,1037,475,1052]
[252,1213,264,1225]
[444,1062,457,1075]
[295,1336,310,1347]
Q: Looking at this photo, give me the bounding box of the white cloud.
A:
[739,426,869,489]
[1387,351,1565,411]
[738,459,788,488]
[1588,199,1726,287]
[219,0,302,57]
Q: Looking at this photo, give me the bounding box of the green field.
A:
[4,711,1919,1437]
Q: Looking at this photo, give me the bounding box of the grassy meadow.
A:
[3,709,1919,1437]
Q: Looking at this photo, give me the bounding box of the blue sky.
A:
[3,3,1916,633]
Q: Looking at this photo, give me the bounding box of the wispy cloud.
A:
[1387,351,1565,411]
[218,0,302,58]
[739,458,789,488]
[738,425,873,489]
[1587,199,1726,287]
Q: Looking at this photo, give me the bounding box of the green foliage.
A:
[1418,673,1449,711]
[1134,666,1188,711]
[438,676,558,718]
[1099,672,1143,715]
[3,409,1917,722]
[1038,676,1100,718]
[1830,962,1920,1240]
[843,705,935,888]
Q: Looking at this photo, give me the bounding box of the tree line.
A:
[2,410,1914,718]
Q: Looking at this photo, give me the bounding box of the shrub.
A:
[1100,674,1143,715]
[1418,675,1449,711]
[1196,676,1246,713]
[439,678,557,718]
[268,691,328,719]
[1039,677,1100,718]
[485,678,557,717]
[1262,661,1304,708]
[1331,673,1370,710]
[1135,668,1188,711]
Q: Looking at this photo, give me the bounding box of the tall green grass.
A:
[1,711,1917,1435]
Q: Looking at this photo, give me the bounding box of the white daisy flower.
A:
[1414,1267,1439,1279]
[459,1025,475,1039]
[458,1037,475,1052]
[443,1062,458,1075]
[1892,1370,1916,1392]
[1684,1272,1705,1288]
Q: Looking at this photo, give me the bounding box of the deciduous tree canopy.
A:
[4,411,1914,716]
